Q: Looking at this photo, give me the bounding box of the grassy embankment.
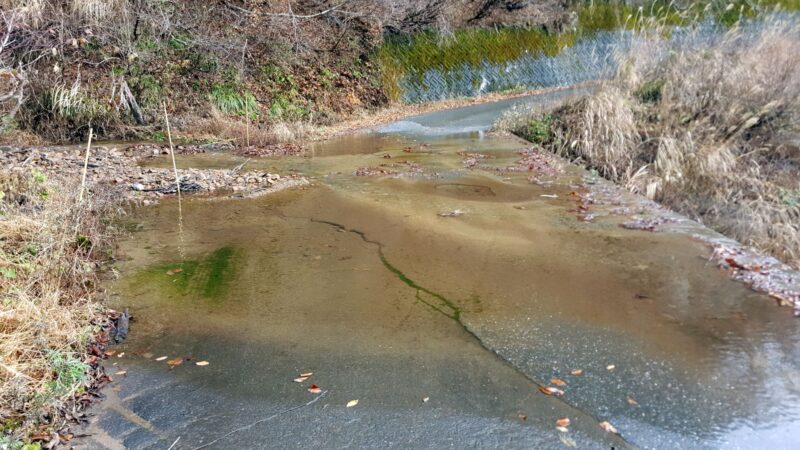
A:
[496,3,800,268]
[0,0,386,145]
[1,168,116,449]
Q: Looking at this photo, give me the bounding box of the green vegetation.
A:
[38,351,89,406]
[519,114,554,145]
[258,64,311,121]
[209,84,258,119]
[635,79,664,103]
[42,85,114,125]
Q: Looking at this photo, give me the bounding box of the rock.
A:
[132,183,145,191]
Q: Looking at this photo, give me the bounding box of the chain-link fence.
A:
[387,17,779,103]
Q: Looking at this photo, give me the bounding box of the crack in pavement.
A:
[306,216,637,449]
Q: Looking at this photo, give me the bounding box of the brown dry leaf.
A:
[599,421,619,434]
[308,384,322,394]
[293,376,309,383]
[627,397,638,405]
[556,418,570,427]
[538,386,564,397]
[518,414,528,421]
[551,378,567,386]
[570,369,583,376]
[196,361,209,366]
[155,356,168,361]
[104,350,116,357]
[167,357,183,368]
[166,268,184,276]
[59,434,73,442]
[346,399,359,408]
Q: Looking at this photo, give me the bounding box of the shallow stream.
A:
[82,92,800,450]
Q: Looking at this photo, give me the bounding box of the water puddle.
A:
[90,93,800,449]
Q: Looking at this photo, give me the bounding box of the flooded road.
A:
[80,93,800,449]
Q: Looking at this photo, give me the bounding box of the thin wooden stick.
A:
[79,128,93,202]
[163,103,181,201]
[163,102,185,261]
[245,103,250,147]
[167,436,181,450]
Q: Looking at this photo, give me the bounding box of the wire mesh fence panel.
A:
[386,18,778,103]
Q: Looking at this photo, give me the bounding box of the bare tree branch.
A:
[264,1,352,19]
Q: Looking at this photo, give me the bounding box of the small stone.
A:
[132,183,145,191]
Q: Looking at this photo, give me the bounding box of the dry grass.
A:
[500,15,800,267]
[0,168,115,442]
[70,0,120,21]
[190,113,313,146]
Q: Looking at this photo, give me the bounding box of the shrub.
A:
[209,84,258,119]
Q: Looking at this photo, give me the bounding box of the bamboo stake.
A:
[163,103,181,201]
[79,127,93,203]
[163,102,185,261]
[245,103,250,147]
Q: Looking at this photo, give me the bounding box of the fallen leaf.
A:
[114,371,127,376]
[300,372,313,377]
[518,414,528,421]
[346,399,359,408]
[423,397,429,403]
[599,421,619,434]
[167,357,183,368]
[556,426,569,433]
[551,378,567,386]
[627,397,638,405]
[556,418,570,427]
[308,384,322,394]
[196,361,209,366]
[606,365,616,371]
[570,369,583,376]
[166,268,184,276]
[293,376,309,383]
[104,350,116,357]
[117,352,125,358]
[724,258,746,270]
[59,434,73,442]
[30,434,49,441]
[539,386,564,397]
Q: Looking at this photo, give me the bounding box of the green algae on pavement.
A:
[133,246,238,302]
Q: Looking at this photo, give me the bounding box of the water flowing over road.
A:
[78,91,800,450]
